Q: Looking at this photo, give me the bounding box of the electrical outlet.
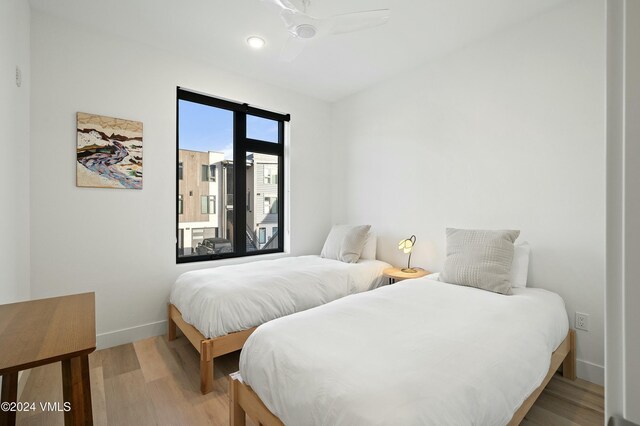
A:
[575,312,590,331]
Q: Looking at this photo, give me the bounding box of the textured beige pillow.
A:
[321,225,371,263]
[440,228,520,294]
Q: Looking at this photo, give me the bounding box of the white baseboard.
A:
[96,320,167,349]
[576,358,604,386]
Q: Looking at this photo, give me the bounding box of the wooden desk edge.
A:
[0,347,96,375]
[0,292,95,308]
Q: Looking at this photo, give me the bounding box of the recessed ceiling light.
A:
[247,36,266,49]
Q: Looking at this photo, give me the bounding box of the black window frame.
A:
[176,87,288,263]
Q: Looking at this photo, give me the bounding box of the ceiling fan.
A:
[262,0,391,62]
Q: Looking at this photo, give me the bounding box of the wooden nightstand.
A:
[383,267,431,284]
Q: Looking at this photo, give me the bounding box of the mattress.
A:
[240,276,569,426]
[169,255,390,339]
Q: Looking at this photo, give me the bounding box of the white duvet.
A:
[240,276,569,426]
[170,255,390,339]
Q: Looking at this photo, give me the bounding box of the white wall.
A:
[622,0,640,417]
[332,0,605,384]
[30,11,333,348]
[0,0,30,304]
[606,0,640,422]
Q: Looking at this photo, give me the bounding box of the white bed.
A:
[239,275,570,426]
[167,255,389,394]
[170,255,390,339]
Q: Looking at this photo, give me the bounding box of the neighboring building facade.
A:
[177,150,224,255]
[246,153,279,250]
[178,150,279,256]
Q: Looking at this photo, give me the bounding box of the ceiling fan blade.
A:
[280,35,306,62]
[327,9,390,35]
[261,0,303,13]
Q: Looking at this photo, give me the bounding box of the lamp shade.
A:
[398,235,417,273]
[398,236,416,253]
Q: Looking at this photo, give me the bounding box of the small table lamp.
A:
[398,235,417,273]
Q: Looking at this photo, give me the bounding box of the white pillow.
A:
[321,225,371,263]
[510,242,531,288]
[360,232,377,260]
[434,242,530,287]
[440,228,520,294]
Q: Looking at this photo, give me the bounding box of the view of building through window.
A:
[246,152,279,252]
[177,98,282,259]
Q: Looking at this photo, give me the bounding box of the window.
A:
[177,87,287,263]
[263,164,278,184]
[264,195,278,214]
[209,164,217,182]
[201,164,216,182]
[201,195,216,214]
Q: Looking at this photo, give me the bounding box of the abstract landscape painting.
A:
[76,112,143,189]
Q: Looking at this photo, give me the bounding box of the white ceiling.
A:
[29,0,570,102]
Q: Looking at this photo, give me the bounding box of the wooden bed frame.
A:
[167,303,256,394]
[229,329,576,426]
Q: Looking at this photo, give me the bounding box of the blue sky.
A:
[179,100,278,159]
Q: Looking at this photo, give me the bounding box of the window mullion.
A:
[245,139,283,156]
[278,121,285,251]
[233,112,247,256]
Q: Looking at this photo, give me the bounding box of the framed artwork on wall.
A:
[76,112,143,189]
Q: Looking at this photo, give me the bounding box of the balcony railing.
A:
[263,230,279,250]
[246,225,258,251]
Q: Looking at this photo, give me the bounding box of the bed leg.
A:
[200,358,213,394]
[200,340,214,394]
[229,376,246,426]
[167,304,177,341]
[562,329,577,380]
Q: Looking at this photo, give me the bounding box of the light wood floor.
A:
[16,335,604,425]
